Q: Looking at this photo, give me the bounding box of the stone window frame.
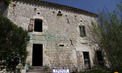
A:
[79,24,86,37]
[28,18,43,32]
[34,19,43,32]
[83,51,91,69]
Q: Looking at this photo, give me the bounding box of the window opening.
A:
[79,25,86,37]
[34,19,43,32]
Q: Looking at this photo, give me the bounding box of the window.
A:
[34,19,43,32]
[79,25,86,37]
[57,11,62,16]
[59,44,64,47]
[28,19,43,32]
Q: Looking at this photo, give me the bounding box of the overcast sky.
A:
[41,0,121,14]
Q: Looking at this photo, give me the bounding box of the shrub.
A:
[79,69,110,73]
[0,15,29,73]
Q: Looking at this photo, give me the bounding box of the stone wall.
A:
[6,1,98,71]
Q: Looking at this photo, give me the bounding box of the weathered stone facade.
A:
[1,0,107,72]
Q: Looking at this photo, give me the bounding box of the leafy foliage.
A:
[90,1,122,73]
[0,15,29,72]
[3,0,11,5]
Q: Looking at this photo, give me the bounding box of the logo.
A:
[53,69,69,73]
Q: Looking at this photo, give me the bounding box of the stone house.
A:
[0,0,107,72]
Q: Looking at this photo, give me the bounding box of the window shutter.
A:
[28,19,34,32]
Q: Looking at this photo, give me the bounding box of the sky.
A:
[41,0,121,14]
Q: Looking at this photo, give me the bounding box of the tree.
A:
[0,15,30,73]
[90,1,122,72]
[3,0,11,5]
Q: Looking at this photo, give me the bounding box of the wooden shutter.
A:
[28,19,34,32]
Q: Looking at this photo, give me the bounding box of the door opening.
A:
[83,52,91,69]
[32,44,43,66]
[96,51,104,67]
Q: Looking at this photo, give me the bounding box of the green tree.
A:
[3,0,11,5]
[90,1,122,72]
[0,15,29,73]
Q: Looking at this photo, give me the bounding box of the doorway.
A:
[96,51,104,67]
[32,44,43,66]
[83,52,91,69]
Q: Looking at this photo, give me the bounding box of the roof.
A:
[15,0,98,17]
